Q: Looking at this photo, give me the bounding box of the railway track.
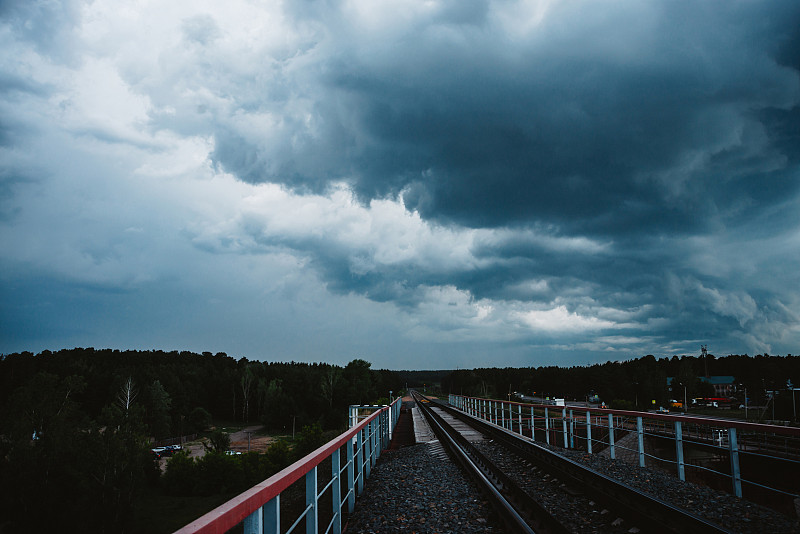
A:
[412,391,731,534]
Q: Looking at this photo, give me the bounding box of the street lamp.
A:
[677,382,687,413]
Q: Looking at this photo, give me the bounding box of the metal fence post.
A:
[562,408,568,448]
[332,447,342,534]
[531,407,536,441]
[569,409,575,448]
[347,438,355,512]
[243,506,262,534]
[265,496,280,534]
[637,416,645,467]
[586,410,592,454]
[729,427,742,497]
[356,429,364,496]
[306,466,318,534]
[608,414,615,460]
[545,407,550,445]
[518,404,523,434]
[675,421,685,482]
[367,420,374,471]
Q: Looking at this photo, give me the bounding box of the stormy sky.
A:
[2,0,800,369]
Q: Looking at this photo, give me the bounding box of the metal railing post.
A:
[347,438,356,512]
[518,404,523,434]
[545,407,550,445]
[332,448,342,534]
[729,428,742,497]
[383,410,389,450]
[356,428,364,496]
[367,420,375,470]
[531,407,536,441]
[608,414,615,459]
[637,416,645,467]
[675,421,685,482]
[305,466,318,534]
[243,505,262,534]
[569,409,575,448]
[562,408,568,448]
[265,496,280,534]
[586,410,592,454]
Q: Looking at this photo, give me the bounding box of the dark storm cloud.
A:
[210,1,800,238]
[3,0,800,364]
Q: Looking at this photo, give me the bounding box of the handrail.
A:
[449,393,800,510]
[452,394,800,436]
[175,397,402,534]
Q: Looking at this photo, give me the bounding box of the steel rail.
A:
[435,397,732,534]
[413,392,570,534]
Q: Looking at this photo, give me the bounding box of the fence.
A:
[449,394,800,510]
[175,397,401,534]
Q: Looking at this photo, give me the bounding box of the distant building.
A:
[701,376,736,397]
[666,375,736,397]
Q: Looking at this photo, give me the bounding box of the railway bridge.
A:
[175,393,800,533]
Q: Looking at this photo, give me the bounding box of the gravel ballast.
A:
[343,443,504,533]
[343,401,799,533]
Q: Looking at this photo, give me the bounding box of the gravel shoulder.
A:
[344,443,504,533]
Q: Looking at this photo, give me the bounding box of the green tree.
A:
[145,380,172,438]
[293,423,324,459]
[187,406,212,434]
[204,429,231,453]
[343,359,374,405]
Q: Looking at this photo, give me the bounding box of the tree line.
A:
[3,348,799,531]
[442,353,800,415]
[0,348,400,532]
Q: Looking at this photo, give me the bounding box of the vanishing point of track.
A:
[412,391,731,534]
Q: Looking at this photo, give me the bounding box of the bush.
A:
[204,429,231,453]
[263,440,291,474]
[195,452,245,496]
[162,451,198,495]
[293,423,324,460]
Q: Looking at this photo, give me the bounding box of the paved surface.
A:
[412,405,436,443]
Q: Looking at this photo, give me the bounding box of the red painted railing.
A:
[175,397,401,534]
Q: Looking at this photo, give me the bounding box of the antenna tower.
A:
[701,345,708,378]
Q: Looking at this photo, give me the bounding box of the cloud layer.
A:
[2,0,800,368]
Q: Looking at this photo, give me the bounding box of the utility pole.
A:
[744,387,748,419]
[684,384,687,413]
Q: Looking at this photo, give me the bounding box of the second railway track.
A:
[412,391,731,534]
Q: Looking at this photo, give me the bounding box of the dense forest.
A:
[0,348,401,533]
[2,348,799,532]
